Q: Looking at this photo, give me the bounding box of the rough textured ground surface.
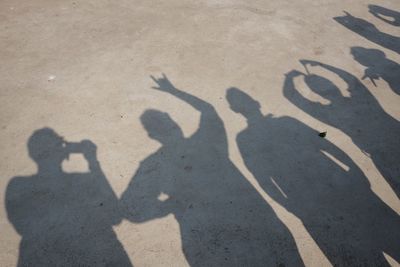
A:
[1,0,399,266]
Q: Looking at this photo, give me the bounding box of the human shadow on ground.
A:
[6,128,132,266]
[283,60,400,198]
[334,11,400,54]
[369,4,400,27]
[351,46,400,95]
[227,87,400,266]
[120,75,304,266]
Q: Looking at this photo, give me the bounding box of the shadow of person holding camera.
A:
[350,46,400,95]
[227,87,400,266]
[283,60,400,199]
[334,11,400,54]
[5,128,132,266]
[120,74,304,267]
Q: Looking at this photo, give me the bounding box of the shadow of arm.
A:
[151,74,213,112]
[369,5,400,26]
[81,140,122,224]
[334,12,400,53]
[151,74,227,147]
[316,62,369,98]
[283,70,322,116]
[5,178,25,235]
[120,165,172,223]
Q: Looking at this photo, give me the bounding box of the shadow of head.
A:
[304,74,342,101]
[141,109,184,144]
[28,128,66,168]
[226,87,261,119]
[351,46,386,66]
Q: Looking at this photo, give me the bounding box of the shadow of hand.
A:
[150,73,177,93]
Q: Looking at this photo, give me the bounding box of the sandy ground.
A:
[1,0,399,266]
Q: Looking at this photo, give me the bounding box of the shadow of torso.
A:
[6,171,131,267]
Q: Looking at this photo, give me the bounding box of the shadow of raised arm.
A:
[334,11,400,54]
[283,69,322,117]
[150,73,213,112]
[369,5,400,27]
[150,74,226,147]
[303,60,366,97]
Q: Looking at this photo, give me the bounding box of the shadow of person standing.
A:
[227,87,400,266]
[369,4,400,27]
[334,11,400,54]
[120,75,304,266]
[283,60,400,198]
[6,128,132,266]
[351,46,400,95]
